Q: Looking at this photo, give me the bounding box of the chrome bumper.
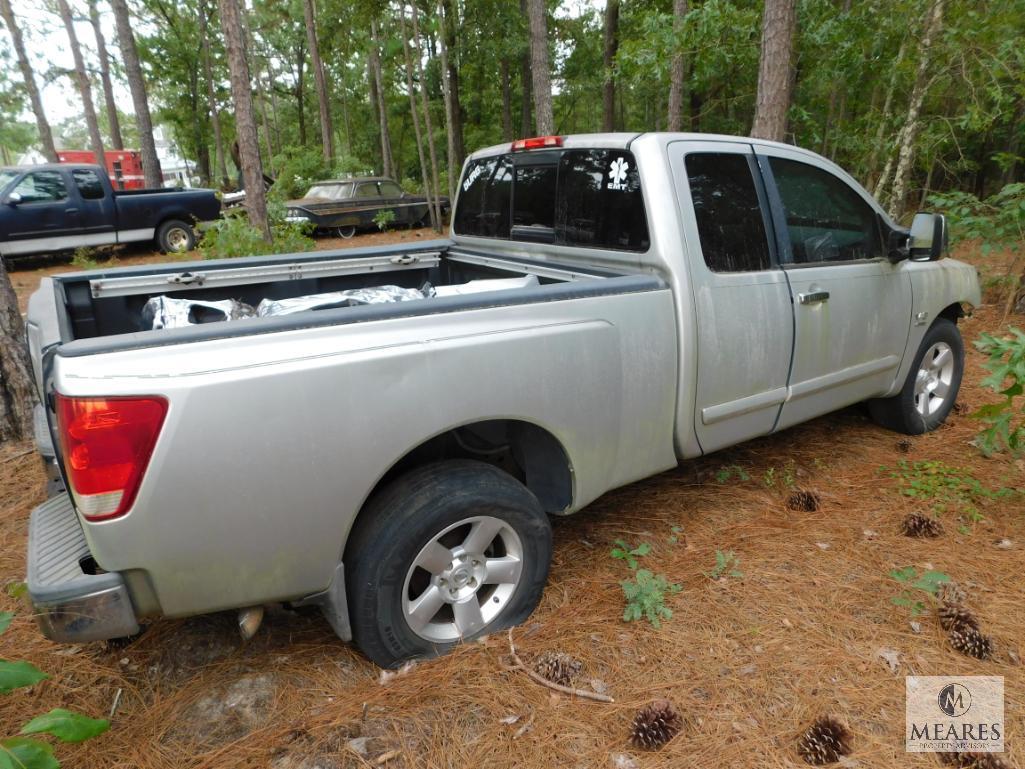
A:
[27,494,139,643]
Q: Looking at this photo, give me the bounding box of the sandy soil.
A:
[0,244,1022,768]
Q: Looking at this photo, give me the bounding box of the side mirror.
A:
[6,192,22,206]
[908,212,948,261]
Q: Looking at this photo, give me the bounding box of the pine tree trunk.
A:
[440,0,464,167]
[369,20,394,180]
[200,0,229,188]
[887,0,944,221]
[437,0,458,199]
[399,5,434,230]
[0,259,36,444]
[303,0,333,163]
[525,0,554,135]
[667,0,688,132]
[519,47,532,137]
[57,0,106,162]
[750,0,796,142]
[88,0,124,150]
[111,0,162,187]
[413,6,443,230]
[218,0,271,241]
[602,0,619,132]
[867,39,907,191]
[1,0,58,162]
[500,58,513,141]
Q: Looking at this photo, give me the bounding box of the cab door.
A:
[671,140,794,454]
[2,170,80,255]
[757,146,912,430]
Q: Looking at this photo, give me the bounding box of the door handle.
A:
[798,290,830,305]
[64,208,79,215]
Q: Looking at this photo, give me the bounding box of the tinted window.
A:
[557,150,649,250]
[686,153,771,272]
[454,150,649,252]
[355,183,381,199]
[454,156,513,238]
[513,162,557,229]
[73,169,105,200]
[379,181,403,197]
[12,171,67,203]
[769,157,884,263]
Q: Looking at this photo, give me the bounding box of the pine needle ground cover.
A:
[0,243,1022,768]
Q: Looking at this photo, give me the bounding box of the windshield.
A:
[305,183,353,200]
[0,170,20,193]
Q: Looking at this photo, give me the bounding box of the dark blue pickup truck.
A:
[0,164,220,260]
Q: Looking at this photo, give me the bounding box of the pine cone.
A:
[787,490,821,512]
[901,513,943,538]
[532,651,582,686]
[630,699,682,749]
[938,602,980,634]
[797,716,853,765]
[949,626,993,660]
[938,582,968,606]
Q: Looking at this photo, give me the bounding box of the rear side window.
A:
[73,169,105,200]
[769,157,884,263]
[379,181,403,197]
[355,183,381,199]
[455,149,649,252]
[455,156,513,238]
[685,153,772,272]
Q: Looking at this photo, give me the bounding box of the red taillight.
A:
[511,135,563,151]
[56,395,168,521]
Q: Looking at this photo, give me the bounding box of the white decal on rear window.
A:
[607,157,630,191]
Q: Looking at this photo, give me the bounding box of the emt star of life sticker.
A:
[607,157,630,191]
[906,676,1004,753]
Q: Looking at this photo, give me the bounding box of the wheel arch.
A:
[343,418,574,554]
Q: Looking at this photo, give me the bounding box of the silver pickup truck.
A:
[25,133,979,667]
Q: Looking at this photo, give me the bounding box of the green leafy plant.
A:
[620,569,681,629]
[373,208,396,232]
[668,525,683,544]
[706,549,743,580]
[610,539,651,570]
[930,184,1025,319]
[889,459,1018,524]
[889,567,950,616]
[715,464,750,484]
[199,203,314,259]
[0,610,109,766]
[70,247,98,270]
[973,328,1025,455]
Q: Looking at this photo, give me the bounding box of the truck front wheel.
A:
[345,460,552,668]
[156,219,196,254]
[868,317,964,435]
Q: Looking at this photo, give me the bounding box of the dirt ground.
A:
[1,242,1023,768]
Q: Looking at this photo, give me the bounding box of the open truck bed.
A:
[28,239,657,359]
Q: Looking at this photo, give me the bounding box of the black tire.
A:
[156,219,196,254]
[345,460,552,668]
[868,318,964,435]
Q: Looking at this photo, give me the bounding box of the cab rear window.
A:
[455,149,649,252]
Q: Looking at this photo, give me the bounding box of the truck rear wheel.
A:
[868,318,964,435]
[345,460,552,668]
[156,219,196,253]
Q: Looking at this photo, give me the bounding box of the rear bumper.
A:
[27,494,139,643]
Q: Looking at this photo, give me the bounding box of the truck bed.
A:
[33,239,660,354]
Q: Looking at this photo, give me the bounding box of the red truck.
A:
[57,150,147,190]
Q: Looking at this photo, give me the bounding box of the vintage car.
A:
[285,177,449,238]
